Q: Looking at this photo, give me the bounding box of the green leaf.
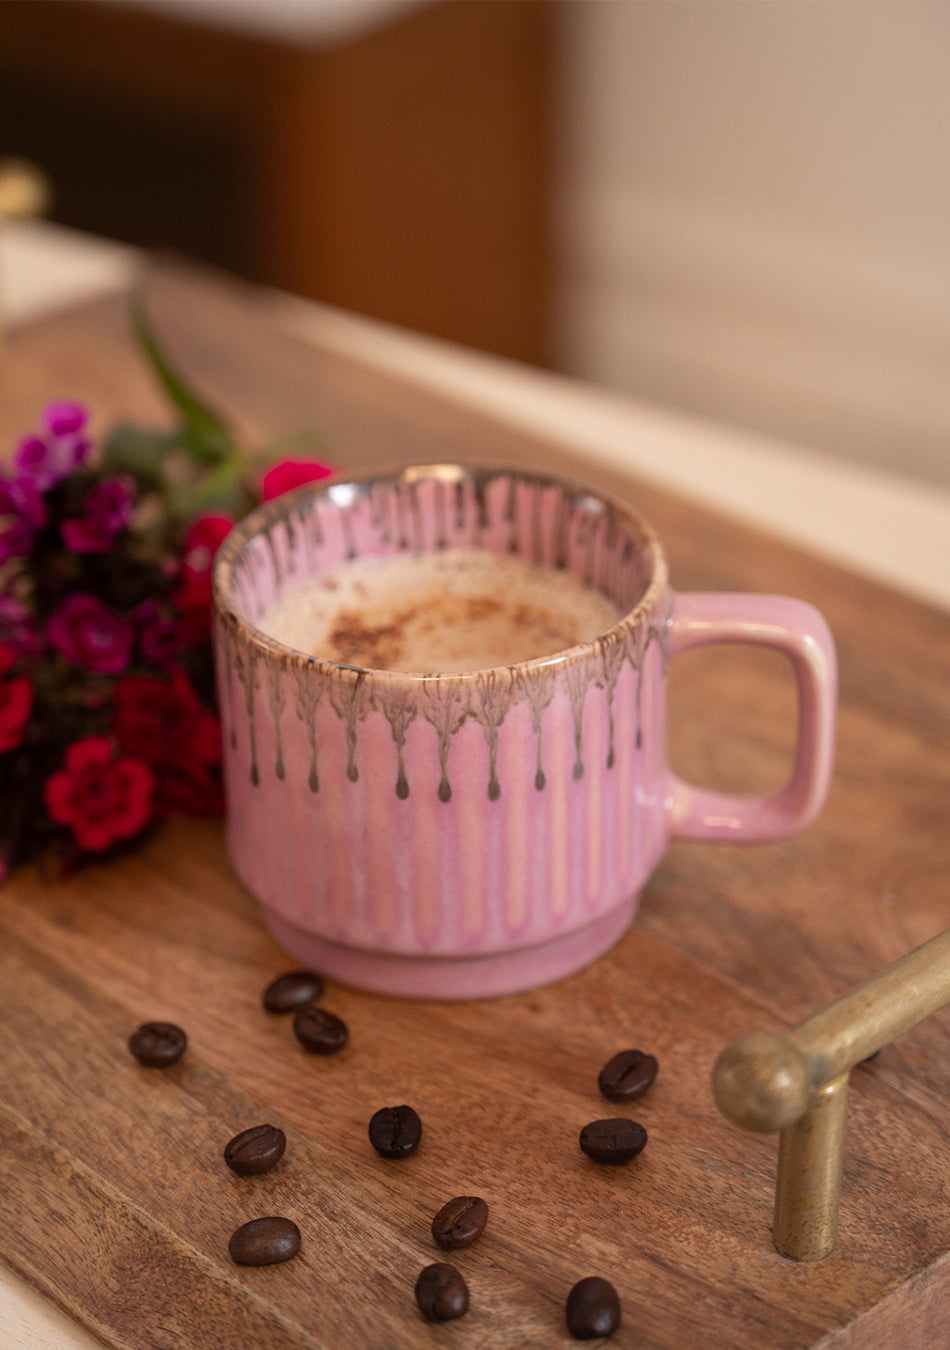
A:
[100,422,182,487]
[132,298,235,467]
[254,426,328,465]
[163,456,256,524]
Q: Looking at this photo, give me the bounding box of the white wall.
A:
[557,0,950,486]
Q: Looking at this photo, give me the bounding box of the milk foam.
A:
[259,549,624,672]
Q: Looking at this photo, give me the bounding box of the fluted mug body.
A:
[213,464,836,998]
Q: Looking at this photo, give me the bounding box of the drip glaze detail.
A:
[215,468,665,804]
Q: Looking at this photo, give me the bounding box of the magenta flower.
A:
[132,600,180,669]
[47,594,133,674]
[61,476,134,553]
[0,594,40,656]
[45,402,86,437]
[12,437,57,490]
[13,401,90,488]
[0,517,33,565]
[0,474,46,530]
[0,473,46,565]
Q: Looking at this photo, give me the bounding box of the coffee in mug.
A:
[213,463,836,999]
[259,549,624,672]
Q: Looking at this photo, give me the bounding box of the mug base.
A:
[261,898,640,1001]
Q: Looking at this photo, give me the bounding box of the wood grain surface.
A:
[1,265,948,1350]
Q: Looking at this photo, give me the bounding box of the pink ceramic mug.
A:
[212,463,836,999]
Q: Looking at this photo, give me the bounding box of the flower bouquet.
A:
[0,308,333,879]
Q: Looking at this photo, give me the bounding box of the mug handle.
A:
[668,593,837,841]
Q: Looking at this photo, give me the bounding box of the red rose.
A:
[171,513,234,646]
[182,514,234,572]
[0,643,33,754]
[259,458,335,501]
[171,568,214,647]
[45,736,154,852]
[153,761,224,818]
[114,670,220,770]
[113,670,222,818]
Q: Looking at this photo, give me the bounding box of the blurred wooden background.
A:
[2,0,949,487]
[0,0,553,365]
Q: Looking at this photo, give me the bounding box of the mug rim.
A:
[212,461,670,684]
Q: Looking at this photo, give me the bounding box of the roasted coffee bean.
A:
[224,1124,286,1176]
[566,1276,621,1339]
[579,1118,648,1165]
[431,1196,488,1251]
[128,1021,187,1068]
[368,1104,422,1159]
[414,1262,469,1323]
[292,1005,348,1054]
[228,1216,300,1266]
[598,1049,658,1102]
[262,970,324,1013]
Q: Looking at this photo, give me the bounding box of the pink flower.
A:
[0,516,33,565]
[0,475,46,529]
[61,476,134,553]
[13,402,90,488]
[259,459,335,502]
[0,475,46,562]
[11,437,56,489]
[47,594,133,674]
[44,402,85,437]
[45,736,153,852]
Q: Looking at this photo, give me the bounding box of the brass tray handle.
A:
[712,926,950,1261]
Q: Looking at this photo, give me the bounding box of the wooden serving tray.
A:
[1,266,948,1349]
